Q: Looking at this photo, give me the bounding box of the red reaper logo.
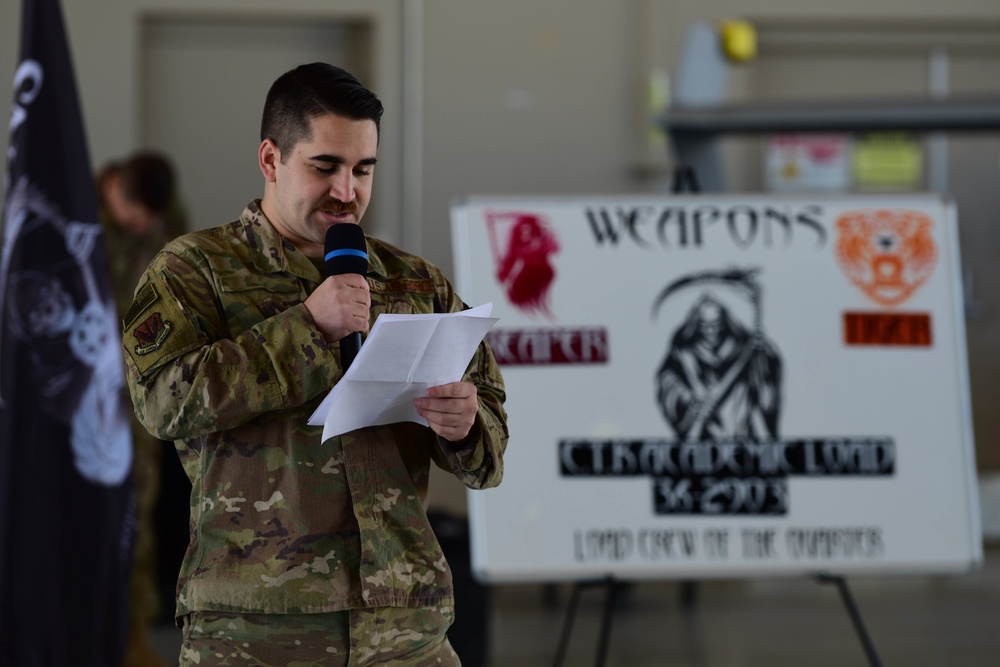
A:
[487,211,560,317]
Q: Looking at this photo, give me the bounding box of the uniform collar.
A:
[238,200,385,282]
[239,199,323,282]
[365,237,386,280]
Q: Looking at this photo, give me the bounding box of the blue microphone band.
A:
[325,248,368,262]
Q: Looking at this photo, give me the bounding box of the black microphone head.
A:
[324,224,368,276]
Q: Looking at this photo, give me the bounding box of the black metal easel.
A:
[552,166,884,667]
[552,573,884,667]
[671,163,702,194]
[552,578,624,667]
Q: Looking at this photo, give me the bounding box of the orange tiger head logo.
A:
[834,210,937,307]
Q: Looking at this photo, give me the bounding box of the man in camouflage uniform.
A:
[120,63,508,666]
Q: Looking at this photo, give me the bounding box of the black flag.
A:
[0,0,135,665]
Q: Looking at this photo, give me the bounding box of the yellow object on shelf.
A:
[720,20,757,63]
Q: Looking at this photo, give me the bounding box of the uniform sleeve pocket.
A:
[122,276,207,381]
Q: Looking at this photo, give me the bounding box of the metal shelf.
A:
[661,97,1000,136]
[659,21,1000,191]
[661,95,1000,135]
[659,95,1000,192]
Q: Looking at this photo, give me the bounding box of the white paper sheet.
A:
[307,303,497,440]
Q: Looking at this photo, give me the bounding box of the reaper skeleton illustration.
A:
[652,268,782,443]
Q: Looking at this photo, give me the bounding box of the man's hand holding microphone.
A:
[305,224,478,442]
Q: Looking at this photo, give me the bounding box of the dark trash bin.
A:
[428,510,491,667]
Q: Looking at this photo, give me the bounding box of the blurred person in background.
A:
[98,149,188,667]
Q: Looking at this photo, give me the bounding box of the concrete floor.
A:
[152,544,1000,666]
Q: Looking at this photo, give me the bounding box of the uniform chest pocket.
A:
[218,275,305,334]
[370,277,437,316]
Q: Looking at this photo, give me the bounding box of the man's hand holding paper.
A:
[308,303,498,441]
[415,381,479,442]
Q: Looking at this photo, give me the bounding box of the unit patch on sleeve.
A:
[132,312,173,355]
[122,273,207,379]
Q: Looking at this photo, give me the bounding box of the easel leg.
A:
[553,582,585,667]
[553,579,622,667]
[679,579,698,610]
[817,574,884,667]
[594,580,622,667]
[671,164,702,194]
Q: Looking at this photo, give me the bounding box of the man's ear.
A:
[259,139,281,182]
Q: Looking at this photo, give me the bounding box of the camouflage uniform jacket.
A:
[121,200,507,620]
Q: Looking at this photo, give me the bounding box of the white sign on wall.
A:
[451,194,980,583]
[764,134,851,193]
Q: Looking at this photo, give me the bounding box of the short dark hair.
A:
[260,63,383,157]
[120,151,175,214]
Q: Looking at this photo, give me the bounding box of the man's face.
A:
[260,113,378,258]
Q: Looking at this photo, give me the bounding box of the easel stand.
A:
[552,575,884,667]
[817,574,885,667]
[550,167,885,667]
[552,578,623,667]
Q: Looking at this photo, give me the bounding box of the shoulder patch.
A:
[123,283,159,329]
[132,312,173,355]
[122,272,206,380]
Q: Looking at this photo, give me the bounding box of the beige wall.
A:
[0,0,405,241]
[2,0,999,513]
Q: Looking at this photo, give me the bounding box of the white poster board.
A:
[451,194,981,583]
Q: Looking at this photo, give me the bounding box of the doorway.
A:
[140,15,372,231]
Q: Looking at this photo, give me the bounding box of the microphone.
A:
[324,224,368,371]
